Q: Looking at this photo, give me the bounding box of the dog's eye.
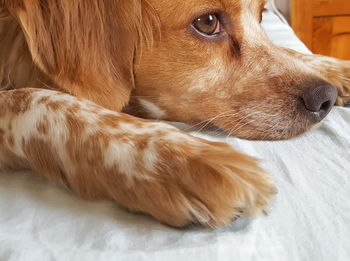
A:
[193,14,221,36]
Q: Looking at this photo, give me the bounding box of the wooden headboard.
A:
[291,0,350,59]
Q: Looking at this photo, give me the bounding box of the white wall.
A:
[274,0,291,23]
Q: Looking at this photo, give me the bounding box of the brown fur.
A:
[0,0,349,227]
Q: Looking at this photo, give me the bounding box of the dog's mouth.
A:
[126,97,334,141]
[210,113,314,141]
[210,86,337,140]
[126,80,337,141]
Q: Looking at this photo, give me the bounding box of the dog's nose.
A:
[302,83,338,122]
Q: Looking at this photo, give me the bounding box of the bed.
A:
[1,6,349,261]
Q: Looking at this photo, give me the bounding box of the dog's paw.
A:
[323,60,350,106]
[120,129,277,228]
[63,109,276,228]
[336,62,350,106]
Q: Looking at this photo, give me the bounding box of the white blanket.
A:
[1,9,349,261]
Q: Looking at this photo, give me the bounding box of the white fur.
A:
[138,98,166,119]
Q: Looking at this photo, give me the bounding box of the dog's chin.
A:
[213,120,317,141]
[232,127,313,141]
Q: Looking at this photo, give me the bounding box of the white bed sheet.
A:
[1,9,350,261]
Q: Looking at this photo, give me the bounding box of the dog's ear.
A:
[4,0,157,111]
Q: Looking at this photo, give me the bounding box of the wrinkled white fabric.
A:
[1,9,349,261]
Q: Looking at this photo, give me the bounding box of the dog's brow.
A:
[229,36,241,58]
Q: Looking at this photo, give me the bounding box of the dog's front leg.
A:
[281,47,350,106]
[0,88,276,227]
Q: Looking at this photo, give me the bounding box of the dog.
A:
[0,0,349,228]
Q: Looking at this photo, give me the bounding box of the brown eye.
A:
[193,14,221,36]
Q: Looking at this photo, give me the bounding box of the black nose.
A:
[302,84,338,122]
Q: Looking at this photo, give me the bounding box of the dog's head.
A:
[128,0,337,140]
[7,0,337,140]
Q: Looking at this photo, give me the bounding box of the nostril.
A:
[302,83,338,121]
[320,100,332,112]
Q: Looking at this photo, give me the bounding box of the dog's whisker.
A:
[228,111,264,133]
[182,110,236,132]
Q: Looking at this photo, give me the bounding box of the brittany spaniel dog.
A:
[0,0,349,227]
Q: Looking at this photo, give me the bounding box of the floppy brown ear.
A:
[3,0,150,111]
